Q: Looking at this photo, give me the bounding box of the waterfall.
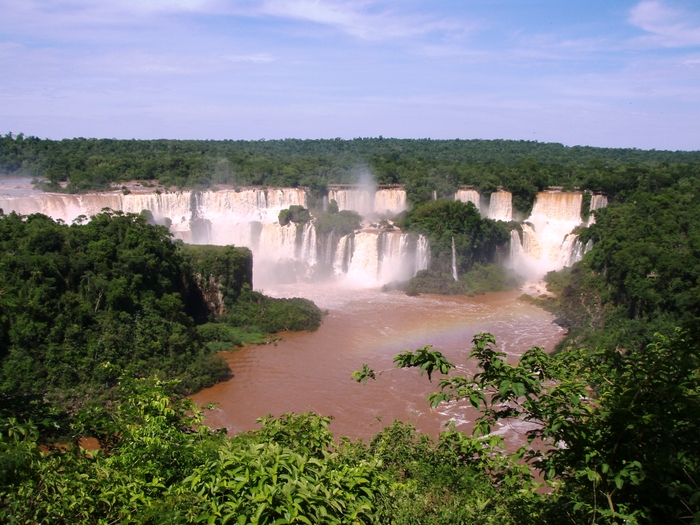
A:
[510,191,584,277]
[451,237,458,281]
[377,232,424,284]
[488,191,513,221]
[329,231,430,286]
[455,189,480,213]
[432,190,437,201]
[258,223,298,262]
[0,187,306,242]
[324,230,334,266]
[587,194,609,226]
[374,189,408,215]
[327,189,373,216]
[346,232,379,284]
[510,230,523,268]
[1,186,429,287]
[299,222,317,268]
[327,188,408,216]
[333,235,352,276]
[415,235,430,273]
[560,233,583,267]
[521,224,542,259]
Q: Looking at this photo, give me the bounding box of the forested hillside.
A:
[535,173,700,352]
[0,211,321,416]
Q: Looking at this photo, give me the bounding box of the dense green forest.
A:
[529,172,700,353]
[0,211,321,418]
[2,133,700,213]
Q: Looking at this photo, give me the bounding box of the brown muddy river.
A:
[191,284,564,443]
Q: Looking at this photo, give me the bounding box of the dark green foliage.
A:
[327,198,339,214]
[460,263,520,296]
[254,413,334,458]
[399,200,510,276]
[0,211,227,398]
[278,205,311,226]
[180,244,253,315]
[0,211,322,413]
[0,377,547,525]
[225,289,322,333]
[195,322,269,350]
[356,331,700,524]
[314,209,362,237]
[405,270,466,296]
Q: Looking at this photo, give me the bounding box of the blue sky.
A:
[1,0,699,150]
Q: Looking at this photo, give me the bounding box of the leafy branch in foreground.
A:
[353,330,700,524]
[352,345,455,385]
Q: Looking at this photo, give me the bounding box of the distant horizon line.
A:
[3,133,698,153]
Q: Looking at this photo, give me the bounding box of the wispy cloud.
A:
[629,1,700,48]
[224,53,275,63]
[259,0,465,40]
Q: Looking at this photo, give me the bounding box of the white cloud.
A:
[629,1,700,47]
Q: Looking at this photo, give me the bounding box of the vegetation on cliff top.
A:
[0,211,322,416]
[395,200,517,296]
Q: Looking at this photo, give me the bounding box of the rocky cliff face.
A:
[180,245,254,320]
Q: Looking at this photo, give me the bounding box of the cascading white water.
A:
[299,222,317,268]
[346,232,380,283]
[327,188,408,216]
[587,194,609,226]
[415,235,431,273]
[509,230,523,268]
[335,231,430,287]
[259,222,298,262]
[328,189,373,216]
[333,235,352,276]
[451,237,458,281]
[455,189,481,213]
[378,232,427,284]
[521,224,542,260]
[374,189,408,215]
[1,185,429,287]
[561,233,584,267]
[324,230,334,266]
[511,192,584,277]
[488,191,513,221]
